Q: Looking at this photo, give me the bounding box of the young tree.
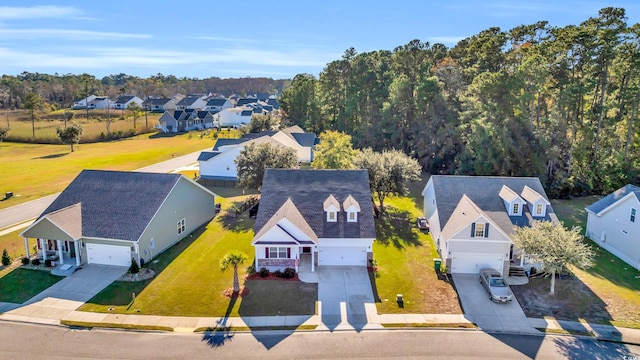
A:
[23,92,42,137]
[1,248,11,266]
[0,127,9,142]
[249,114,277,133]
[56,124,84,152]
[63,109,74,128]
[312,130,358,169]
[235,142,298,190]
[512,221,595,295]
[127,102,142,130]
[353,148,422,212]
[220,251,248,293]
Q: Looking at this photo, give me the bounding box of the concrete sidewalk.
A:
[2,297,640,345]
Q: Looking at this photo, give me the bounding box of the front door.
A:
[303,247,311,254]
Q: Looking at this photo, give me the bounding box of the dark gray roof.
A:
[291,133,317,147]
[212,138,247,151]
[176,96,201,106]
[236,98,255,106]
[39,170,183,241]
[146,98,172,106]
[197,151,221,161]
[255,169,376,239]
[241,110,253,116]
[586,184,640,214]
[206,98,228,106]
[114,95,136,104]
[243,131,278,140]
[430,175,558,236]
[266,98,279,109]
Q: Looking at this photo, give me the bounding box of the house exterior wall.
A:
[157,112,178,132]
[255,245,301,272]
[218,109,252,127]
[136,178,215,265]
[199,146,242,180]
[24,219,75,242]
[205,100,231,112]
[586,195,640,269]
[422,178,443,255]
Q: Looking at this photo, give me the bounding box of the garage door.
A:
[319,247,367,266]
[451,253,503,274]
[86,243,131,266]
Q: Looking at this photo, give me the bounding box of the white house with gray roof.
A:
[422,175,558,275]
[21,170,216,268]
[252,169,376,272]
[585,184,640,269]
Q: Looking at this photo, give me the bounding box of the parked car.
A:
[479,268,513,303]
[417,217,430,232]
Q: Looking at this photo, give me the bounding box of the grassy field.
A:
[0,268,62,303]
[0,133,223,210]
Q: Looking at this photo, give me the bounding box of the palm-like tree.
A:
[220,251,248,293]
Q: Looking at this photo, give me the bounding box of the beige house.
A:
[21,170,216,268]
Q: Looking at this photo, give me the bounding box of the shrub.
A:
[22,257,30,265]
[274,269,283,278]
[129,258,140,274]
[31,258,41,266]
[259,267,270,277]
[44,259,53,267]
[1,249,11,266]
[283,267,296,279]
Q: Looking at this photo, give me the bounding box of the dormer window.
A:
[323,194,340,223]
[343,195,361,223]
[536,203,543,216]
[513,203,519,215]
[521,185,549,217]
[499,185,524,216]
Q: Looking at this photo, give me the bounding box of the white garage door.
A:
[451,253,504,274]
[86,243,131,266]
[319,247,367,266]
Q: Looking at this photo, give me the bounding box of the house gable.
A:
[498,185,525,216]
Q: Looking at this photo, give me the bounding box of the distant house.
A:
[252,169,376,272]
[145,98,177,112]
[585,184,640,270]
[266,98,280,110]
[218,107,253,127]
[20,170,216,267]
[176,94,208,110]
[112,95,143,110]
[87,97,112,109]
[236,98,256,107]
[72,95,97,110]
[204,98,232,112]
[423,175,559,275]
[155,110,218,132]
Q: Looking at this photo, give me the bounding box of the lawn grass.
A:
[238,280,317,316]
[371,176,462,314]
[0,132,219,210]
[0,268,62,303]
[0,229,36,265]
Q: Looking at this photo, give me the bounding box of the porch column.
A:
[520,250,524,267]
[311,249,315,272]
[24,237,30,259]
[74,241,81,266]
[254,247,259,270]
[41,239,47,261]
[57,240,64,265]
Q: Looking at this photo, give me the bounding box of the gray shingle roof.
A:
[39,170,182,241]
[197,151,221,161]
[586,184,640,214]
[291,133,317,147]
[255,169,376,239]
[212,138,247,151]
[206,98,228,106]
[114,95,136,104]
[430,175,558,236]
[243,131,278,140]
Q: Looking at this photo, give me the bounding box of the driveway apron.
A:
[318,266,374,330]
[452,274,538,334]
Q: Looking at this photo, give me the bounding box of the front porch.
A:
[29,238,83,267]
[298,253,318,283]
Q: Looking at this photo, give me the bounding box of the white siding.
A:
[198,146,242,180]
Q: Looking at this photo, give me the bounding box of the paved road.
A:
[0,322,637,359]
[0,146,210,231]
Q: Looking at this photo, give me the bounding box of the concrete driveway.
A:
[452,274,538,334]
[318,266,375,331]
[25,264,127,306]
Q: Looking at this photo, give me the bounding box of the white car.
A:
[479,268,513,303]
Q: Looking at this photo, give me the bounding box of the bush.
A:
[44,259,53,267]
[283,267,296,279]
[129,258,140,274]
[31,258,41,266]
[22,257,30,265]
[259,267,270,277]
[1,249,11,266]
[274,269,283,278]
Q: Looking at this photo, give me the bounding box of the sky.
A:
[1,0,639,80]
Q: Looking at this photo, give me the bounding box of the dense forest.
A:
[0,73,289,110]
[279,7,640,198]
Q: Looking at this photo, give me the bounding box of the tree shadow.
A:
[201,296,238,348]
[375,206,422,249]
[32,153,68,159]
[553,334,634,359]
[219,210,255,233]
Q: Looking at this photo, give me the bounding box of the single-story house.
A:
[145,98,177,112]
[204,98,232,112]
[176,94,208,110]
[218,107,253,127]
[20,170,216,267]
[585,184,640,269]
[252,169,376,272]
[422,175,558,275]
[72,95,97,109]
[87,97,112,109]
[112,95,144,110]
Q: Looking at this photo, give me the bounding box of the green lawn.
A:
[0,268,63,303]
[0,229,33,266]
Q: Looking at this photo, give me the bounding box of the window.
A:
[631,208,636,223]
[328,211,337,222]
[266,247,289,259]
[474,223,485,237]
[536,203,543,215]
[348,211,357,223]
[513,203,519,214]
[177,219,186,235]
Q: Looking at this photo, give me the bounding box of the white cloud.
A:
[0,28,151,40]
[0,5,81,20]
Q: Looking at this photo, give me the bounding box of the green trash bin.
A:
[434,258,442,273]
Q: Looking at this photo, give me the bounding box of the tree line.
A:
[280,7,640,198]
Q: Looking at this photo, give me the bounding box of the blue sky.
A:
[1,1,639,79]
